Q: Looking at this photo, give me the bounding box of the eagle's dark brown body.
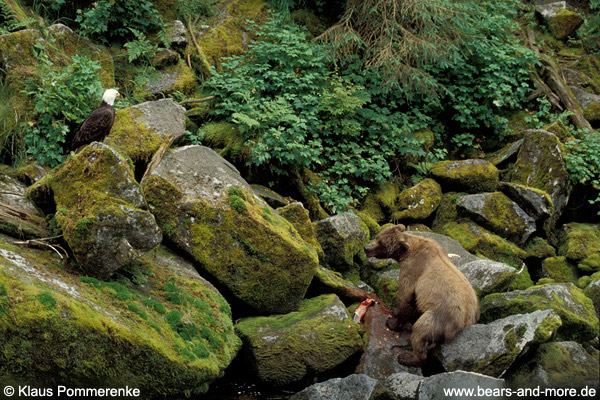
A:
[68,100,115,152]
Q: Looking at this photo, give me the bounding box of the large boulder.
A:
[506,130,571,229]
[290,374,389,400]
[276,202,324,259]
[105,98,187,162]
[429,159,499,193]
[509,341,599,389]
[391,179,442,221]
[499,182,554,229]
[142,145,318,314]
[235,294,363,386]
[536,2,584,40]
[436,310,562,377]
[0,173,49,239]
[480,284,599,342]
[456,192,536,245]
[0,239,241,397]
[383,372,424,400]
[541,256,578,283]
[418,371,505,400]
[571,86,600,125]
[315,212,369,271]
[27,143,162,279]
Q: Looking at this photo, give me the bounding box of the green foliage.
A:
[0,1,35,34]
[36,291,56,309]
[564,131,600,215]
[24,49,104,167]
[75,0,163,43]
[176,0,216,21]
[208,14,427,213]
[427,0,538,143]
[124,29,158,64]
[580,0,600,54]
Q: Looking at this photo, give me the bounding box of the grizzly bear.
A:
[364,224,479,366]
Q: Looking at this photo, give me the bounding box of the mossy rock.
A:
[235,294,363,386]
[0,173,50,239]
[558,223,600,272]
[480,283,599,342]
[27,143,162,279]
[142,146,318,314]
[508,341,599,389]
[315,212,369,271]
[369,269,400,308]
[353,209,381,239]
[543,120,572,142]
[573,55,600,95]
[137,59,197,98]
[201,122,251,163]
[197,0,269,69]
[545,9,584,40]
[541,256,578,283]
[506,130,571,229]
[525,237,556,260]
[391,178,442,222]
[362,180,402,221]
[432,192,464,232]
[0,238,241,397]
[276,202,324,260]
[439,221,529,269]
[456,192,536,245]
[429,159,499,193]
[309,266,376,305]
[583,274,600,319]
[106,99,186,163]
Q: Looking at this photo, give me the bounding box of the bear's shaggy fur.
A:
[364,224,480,366]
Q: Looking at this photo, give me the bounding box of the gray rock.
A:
[142,145,318,314]
[316,212,369,270]
[459,259,518,296]
[508,341,599,389]
[489,139,523,168]
[571,86,600,123]
[536,2,584,40]
[409,231,478,268]
[0,174,50,238]
[151,48,180,68]
[507,129,572,230]
[480,283,599,342]
[291,374,389,400]
[384,372,424,400]
[437,310,562,377]
[169,20,188,47]
[418,371,505,400]
[131,99,186,141]
[457,192,536,245]
[251,184,288,208]
[499,182,553,223]
[536,1,566,19]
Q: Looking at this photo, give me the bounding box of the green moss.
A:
[201,122,250,162]
[229,195,247,213]
[359,193,386,223]
[143,180,318,314]
[391,178,442,221]
[558,223,600,263]
[277,202,324,259]
[235,294,363,386]
[547,9,584,40]
[579,254,600,273]
[353,209,381,239]
[432,192,464,232]
[104,107,165,163]
[430,160,499,193]
[542,257,577,283]
[440,221,528,267]
[525,237,557,259]
[0,240,241,396]
[480,284,599,342]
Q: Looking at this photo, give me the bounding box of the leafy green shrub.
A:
[124,29,158,64]
[24,50,104,167]
[208,14,426,213]
[75,0,163,43]
[0,0,35,34]
[176,0,216,21]
[580,0,600,54]
[565,131,600,215]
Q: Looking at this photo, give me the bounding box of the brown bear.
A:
[364,224,479,366]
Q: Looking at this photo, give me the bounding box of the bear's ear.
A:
[394,224,406,233]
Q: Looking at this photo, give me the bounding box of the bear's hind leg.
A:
[398,310,442,366]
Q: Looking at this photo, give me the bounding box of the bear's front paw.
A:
[397,352,422,367]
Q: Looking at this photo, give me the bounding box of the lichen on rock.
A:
[142,145,318,314]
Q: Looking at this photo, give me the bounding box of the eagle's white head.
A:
[102,89,120,106]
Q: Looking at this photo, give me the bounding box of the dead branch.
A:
[13,235,68,259]
[179,95,216,106]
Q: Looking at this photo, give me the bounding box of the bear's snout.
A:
[364,243,376,257]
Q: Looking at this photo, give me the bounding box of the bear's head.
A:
[364,224,409,260]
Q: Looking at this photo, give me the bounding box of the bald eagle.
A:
[67,89,119,152]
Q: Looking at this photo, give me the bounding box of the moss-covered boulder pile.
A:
[235,294,363,386]
[506,130,571,229]
[498,182,554,231]
[429,159,499,193]
[105,99,187,163]
[437,310,562,377]
[315,212,369,271]
[0,236,241,397]
[508,341,599,388]
[536,2,584,40]
[456,192,536,245]
[541,256,578,283]
[391,178,442,221]
[26,143,162,279]
[480,283,599,342]
[142,145,318,314]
